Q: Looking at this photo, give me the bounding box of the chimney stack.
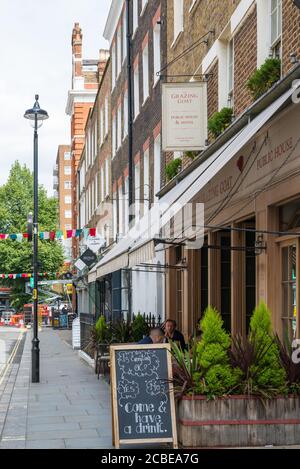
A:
[72,23,83,78]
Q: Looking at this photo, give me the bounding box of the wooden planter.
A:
[177,395,300,447]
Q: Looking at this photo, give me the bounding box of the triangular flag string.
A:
[0,228,96,242]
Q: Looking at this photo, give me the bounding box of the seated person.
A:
[163,319,186,350]
[138,327,165,344]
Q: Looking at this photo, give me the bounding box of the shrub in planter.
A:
[84,316,111,356]
[275,334,300,395]
[194,306,242,398]
[246,58,281,101]
[208,107,233,138]
[248,302,287,395]
[171,339,199,398]
[111,317,133,343]
[131,313,149,342]
[95,315,111,343]
[165,158,182,181]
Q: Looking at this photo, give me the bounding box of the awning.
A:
[92,86,294,281]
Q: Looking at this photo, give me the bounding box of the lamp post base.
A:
[31,337,40,383]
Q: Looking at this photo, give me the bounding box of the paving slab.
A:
[0,328,112,449]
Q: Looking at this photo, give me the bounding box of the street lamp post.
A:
[24,95,49,383]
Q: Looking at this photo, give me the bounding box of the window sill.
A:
[132,27,138,41]
[142,95,150,108]
[153,75,160,88]
[189,0,200,14]
[171,30,184,50]
[133,112,140,123]
[140,2,148,17]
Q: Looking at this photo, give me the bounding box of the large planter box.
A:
[177,395,300,447]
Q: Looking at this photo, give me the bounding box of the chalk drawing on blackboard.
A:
[117,379,140,407]
[117,350,160,378]
[145,379,168,405]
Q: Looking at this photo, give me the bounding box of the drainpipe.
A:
[126,0,134,227]
[126,0,133,320]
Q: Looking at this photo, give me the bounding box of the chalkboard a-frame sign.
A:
[110,344,178,449]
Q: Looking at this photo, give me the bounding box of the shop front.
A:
[164,82,300,342]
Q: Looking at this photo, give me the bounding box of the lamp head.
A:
[24,95,49,125]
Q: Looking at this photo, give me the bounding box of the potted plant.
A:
[174,303,300,448]
[208,107,234,139]
[131,313,149,342]
[165,158,182,182]
[246,58,281,101]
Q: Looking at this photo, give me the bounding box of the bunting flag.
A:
[0,228,96,242]
[0,272,57,279]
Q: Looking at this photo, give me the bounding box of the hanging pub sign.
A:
[162,82,207,151]
[110,343,178,449]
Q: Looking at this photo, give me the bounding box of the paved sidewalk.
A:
[0,328,112,449]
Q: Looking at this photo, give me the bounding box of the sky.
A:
[0,0,111,195]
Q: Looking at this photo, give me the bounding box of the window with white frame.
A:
[105,96,109,136]
[117,27,122,77]
[133,0,138,35]
[142,43,149,103]
[94,120,97,158]
[227,39,234,108]
[64,181,72,190]
[153,22,161,85]
[96,173,100,206]
[123,8,127,62]
[89,184,93,219]
[113,191,117,240]
[65,210,72,219]
[123,90,128,138]
[117,104,122,149]
[135,163,140,221]
[270,0,282,59]
[141,0,148,15]
[91,180,95,213]
[98,168,102,203]
[124,176,129,232]
[64,166,71,176]
[105,159,109,197]
[64,152,71,161]
[173,0,184,42]
[101,166,104,202]
[118,185,124,236]
[154,134,161,200]
[112,114,117,156]
[100,107,104,145]
[64,195,72,204]
[112,42,116,87]
[143,149,150,209]
[134,64,140,119]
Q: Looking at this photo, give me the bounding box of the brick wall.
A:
[86,60,112,233]
[110,0,166,231]
[282,0,300,76]
[233,5,257,117]
[56,145,71,230]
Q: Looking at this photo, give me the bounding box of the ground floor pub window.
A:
[282,244,297,342]
[200,242,208,317]
[245,228,256,333]
[112,269,131,321]
[220,232,231,332]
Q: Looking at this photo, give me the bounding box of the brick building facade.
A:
[66,23,104,260]
[159,0,300,340]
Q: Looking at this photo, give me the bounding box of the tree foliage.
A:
[0,161,64,310]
